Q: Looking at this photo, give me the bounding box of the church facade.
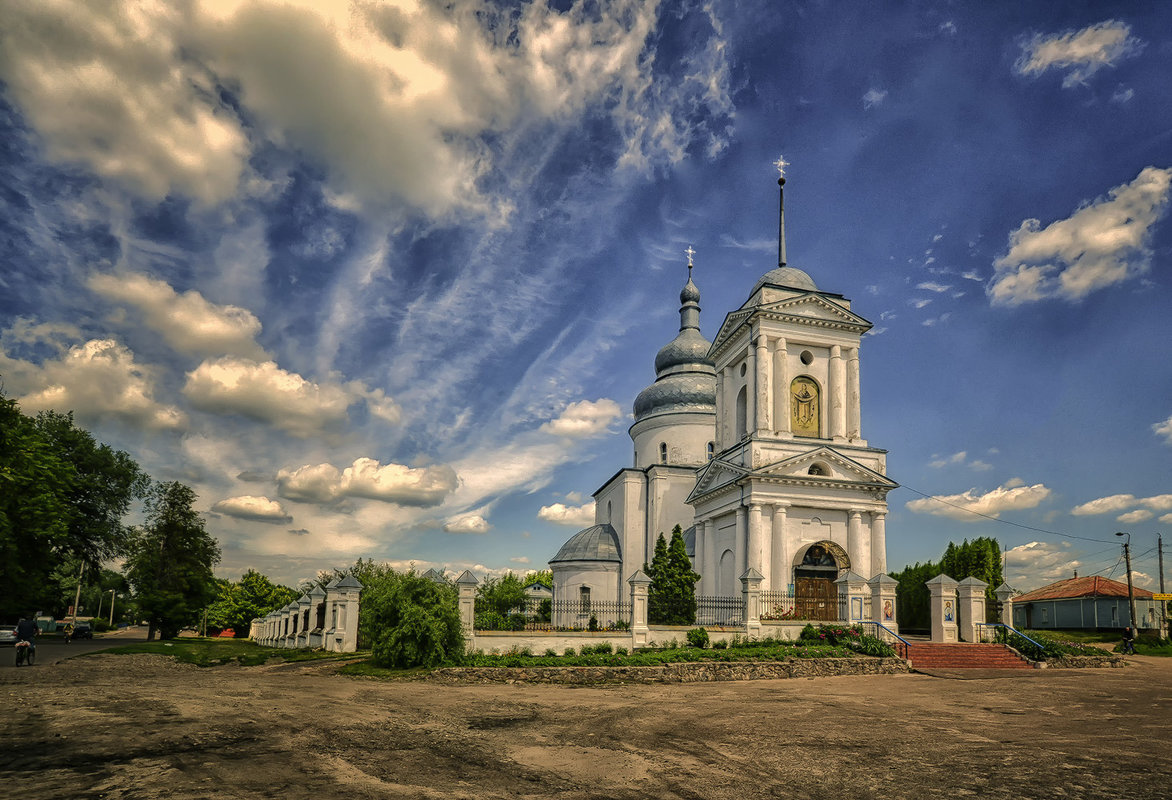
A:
[549,186,896,615]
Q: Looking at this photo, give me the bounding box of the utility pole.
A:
[1117,532,1138,632]
[71,561,85,621]
[109,590,116,627]
[1159,534,1167,639]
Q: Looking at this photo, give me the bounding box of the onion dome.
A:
[550,524,622,563]
[633,271,716,423]
[752,265,817,294]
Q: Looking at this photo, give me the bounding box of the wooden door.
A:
[795,577,837,621]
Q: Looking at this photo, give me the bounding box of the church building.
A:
[549,172,897,617]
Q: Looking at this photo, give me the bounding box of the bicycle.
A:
[15,639,35,666]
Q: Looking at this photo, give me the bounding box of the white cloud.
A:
[3,337,185,431]
[1004,541,1081,588]
[916,282,951,293]
[910,298,932,309]
[443,514,490,534]
[1071,494,1137,516]
[1140,495,1172,512]
[510,556,531,565]
[183,357,356,436]
[906,480,1051,520]
[989,167,1172,305]
[929,451,968,468]
[537,501,597,528]
[939,21,957,36]
[88,272,266,359]
[276,458,459,508]
[1111,85,1135,104]
[1117,509,1153,524]
[862,88,887,109]
[1153,415,1172,445]
[211,495,292,524]
[1016,20,1143,88]
[540,398,622,438]
[1161,514,1172,525]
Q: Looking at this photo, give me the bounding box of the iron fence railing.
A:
[474,598,631,632]
[695,596,745,626]
[760,589,798,620]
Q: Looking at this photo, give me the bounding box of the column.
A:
[747,503,764,577]
[715,370,725,449]
[755,336,771,435]
[703,519,717,597]
[994,583,1018,627]
[735,505,748,584]
[745,345,756,440]
[722,365,734,446]
[870,512,887,577]
[847,346,861,441]
[869,573,899,634]
[927,574,959,643]
[629,570,652,649]
[957,577,988,643]
[829,344,846,440]
[774,337,789,435]
[847,510,863,575]
[741,568,763,640]
[770,504,789,592]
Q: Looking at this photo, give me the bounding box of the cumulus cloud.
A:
[540,398,622,438]
[277,458,459,508]
[1004,541,1082,588]
[537,501,597,528]
[0,1,732,216]
[1140,495,1172,512]
[906,479,1051,520]
[510,556,531,565]
[1015,20,1143,88]
[1161,514,1172,525]
[1154,415,1172,445]
[862,88,887,109]
[2,338,185,430]
[1117,509,1153,524]
[928,451,993,471]
[1071,494,1137,516]
[211,495,292,524]
[88,272,266,359]
[443,514,491,534]
[989,167,1172,305]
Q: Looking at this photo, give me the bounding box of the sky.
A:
[1,1,1170,594]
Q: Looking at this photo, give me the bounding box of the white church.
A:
[549,173,897,618]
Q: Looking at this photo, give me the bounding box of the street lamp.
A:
[1116,532,1138,632]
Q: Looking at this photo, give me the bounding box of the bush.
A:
[543,648,557,657]
[712,639,727,650]
[91,617,112,633]
[363,569,465,669]
[562,647,575,657]
[686,627,710,649]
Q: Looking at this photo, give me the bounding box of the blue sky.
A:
[1,1,1170,592]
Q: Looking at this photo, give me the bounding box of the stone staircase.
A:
[904,642,1033,670]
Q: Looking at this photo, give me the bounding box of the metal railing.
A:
[475,598,631,632]
[975,623,1046,660]
[695,596,745,626]
[857,621,911,660]
[760,590,798,620]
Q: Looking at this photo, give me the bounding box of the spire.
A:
[774,155,788,267]
[679,246,700,329]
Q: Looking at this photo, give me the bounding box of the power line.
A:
[898,484,1115,544]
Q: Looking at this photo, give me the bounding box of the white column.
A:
[847,510,864,576]
[847,346,861,441]
[695,521,706,590]
[770,504,789,591]
[871,512,887,577]
[755,336,770,435]
[774,337,789,435]
[735,505,748,583]
[715,370,725,449]
[745,345,756,440]
[758,506,772,591]
[703,519,717,596]
[829,344,846,440]
[747,503,764,576]
[722,365,734,446]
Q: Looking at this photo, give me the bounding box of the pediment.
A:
[709,294,872,356]
[754,447,897,488]
[687,458,749,503]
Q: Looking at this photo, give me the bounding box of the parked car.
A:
[71,621,93,640]
[0,626,16,646]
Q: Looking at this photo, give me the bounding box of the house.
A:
[1012,575,1162,631]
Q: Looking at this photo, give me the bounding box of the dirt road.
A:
[2,652,1169,799]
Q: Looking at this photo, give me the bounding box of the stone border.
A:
[429,657,909,685]
[1046,654,1127,669]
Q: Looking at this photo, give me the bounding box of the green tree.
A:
[359,567,464,668]
[646,525,700,625]
[523,569,553,588]
[476,572,529,616]
[124,481,221,640]
[206,569,299,637]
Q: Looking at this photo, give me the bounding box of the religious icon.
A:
[791,377,820,436]
[883,599,893,621]
[944,600,954,622]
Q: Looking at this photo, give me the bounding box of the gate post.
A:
[741,568,763,640]
[926,574,959,642]
[455,570,479,652]
[629,570,652,649]
[868,573,899,633]
[834,570,868,623]
[957,577,988,642]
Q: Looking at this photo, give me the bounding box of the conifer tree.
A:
[645,525,700,625]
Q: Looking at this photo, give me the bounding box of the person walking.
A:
[15,616,38,665]
[1121,625,1136,655]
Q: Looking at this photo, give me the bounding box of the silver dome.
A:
[654,327,714,374]
[752,265,817,294]
[633,373,717,421]
[550,524,622,563]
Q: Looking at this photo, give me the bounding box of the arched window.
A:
[735,386,748,440]
[606,501,612,523]
[791,376,821,437]
[579,586,592,613]
[808,463,827,476]
[707,441,715,460]
[659,442,668,464]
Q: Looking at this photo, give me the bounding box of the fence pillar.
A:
[333,575,363,652]
[323,578,341,651]
[957,576,988,643]
[629,570,652,648]
[295,593,312,648]
[926,574,959,643]
[456,570,479,652]
[868,573,899,633]
[308,584,327,648]
[741,568,763,640]
[834,570,868,623]
[994,582,1017,627]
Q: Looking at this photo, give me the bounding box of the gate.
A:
[795,577,838,621]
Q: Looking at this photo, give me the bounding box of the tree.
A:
[523,569,553,588]
[891,536,1005,629]
[476,572,529,616]
[125,482,221,640]
[206,569,298,637]
[646,526,700,625]
[359,567,464,668]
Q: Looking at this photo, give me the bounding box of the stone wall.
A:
[1047,654,1127,669]
[430,657,909,685]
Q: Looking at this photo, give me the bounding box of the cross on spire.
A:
[685,245,695,277]
[773,155,789,179]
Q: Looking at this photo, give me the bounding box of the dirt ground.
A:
[2,652,1170,799]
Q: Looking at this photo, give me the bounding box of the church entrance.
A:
[794,542,843,622]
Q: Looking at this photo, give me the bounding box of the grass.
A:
[92,637,367,667]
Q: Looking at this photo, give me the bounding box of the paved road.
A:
[1,626,147,668]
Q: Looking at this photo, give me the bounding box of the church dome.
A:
[633,373,716,421]
[654,327,712,373]
[680,277,701,304]
[752,265,817,294]
[550,524,622,563]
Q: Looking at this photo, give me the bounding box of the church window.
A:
[739,362,747,377]
[800,349,814,365]
[607,501,612,523]
[735,386,748,439]
[579,586,591,613]
[707,441,715,460]
[791,376,821,437]
[808,463,827,476]
[659,442,668,464]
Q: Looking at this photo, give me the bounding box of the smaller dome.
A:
[753,266,817,294]
[680,277,701,304]
[550,524,622,563]
[654,328,713,374]
[633,372,717,421]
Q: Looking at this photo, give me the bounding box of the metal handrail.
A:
[857,621,911,659]
[975,623,1045,656]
